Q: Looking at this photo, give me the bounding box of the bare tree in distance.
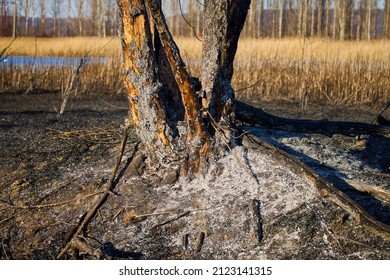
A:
[2,0,390,39]
[39,0,46,36]
[386,0,390,39]
[278,0,285,38]
[77,0,85,36]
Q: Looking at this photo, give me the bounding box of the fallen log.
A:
[236,101,390,138]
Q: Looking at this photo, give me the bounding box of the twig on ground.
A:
[48,125,123,145]
[1,190,105,210]
[111,208,124,221]
[56,125,131,259]
[1,238,9,260]
[0,211,21,225]
[31,221,70,234]
[195,232,206,253]
[125,205,223,224]
[153,211,191,228]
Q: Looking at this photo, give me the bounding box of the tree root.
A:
[242,133,390,241]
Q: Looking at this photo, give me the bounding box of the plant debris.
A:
[0,93,389,260]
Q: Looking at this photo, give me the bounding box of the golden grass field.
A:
[1,36,390,106]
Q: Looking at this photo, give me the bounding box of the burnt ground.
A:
[0,92,389,260]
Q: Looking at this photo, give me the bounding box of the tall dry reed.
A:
[1,36,389,107]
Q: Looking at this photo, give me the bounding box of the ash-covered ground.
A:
[0,93,389,259]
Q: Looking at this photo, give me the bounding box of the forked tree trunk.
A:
[117,0,250,173]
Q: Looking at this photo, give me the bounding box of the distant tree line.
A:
[178,0,390,40]
[1,0,390,40]
[0,0,118,37]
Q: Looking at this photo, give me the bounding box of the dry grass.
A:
[1,36,389,106]
[0,36,121,57]
[0,37,123,96]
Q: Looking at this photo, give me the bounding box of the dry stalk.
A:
[124,210,188,224]
[59,58,85,115]
[2,38,390,105]
[111,208,124,221]
[0,211,21,225]
[0,38,16,62]
[1,190,105,210]
[1,239,9,260]
[48,124,122,145]
[56,124,131,259]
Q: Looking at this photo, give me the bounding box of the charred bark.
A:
[201,0,251,143]
[117,0,176,166]
[145,0,211,172]
[117,0,250,173]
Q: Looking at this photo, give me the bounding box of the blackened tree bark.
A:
[117,0,250,174]
[202,0,251,144]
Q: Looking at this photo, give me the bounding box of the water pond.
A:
[1,56,109,68]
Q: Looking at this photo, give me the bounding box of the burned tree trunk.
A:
[117,0,250,173]
[201,0,251,144]
[117,0,176,163]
